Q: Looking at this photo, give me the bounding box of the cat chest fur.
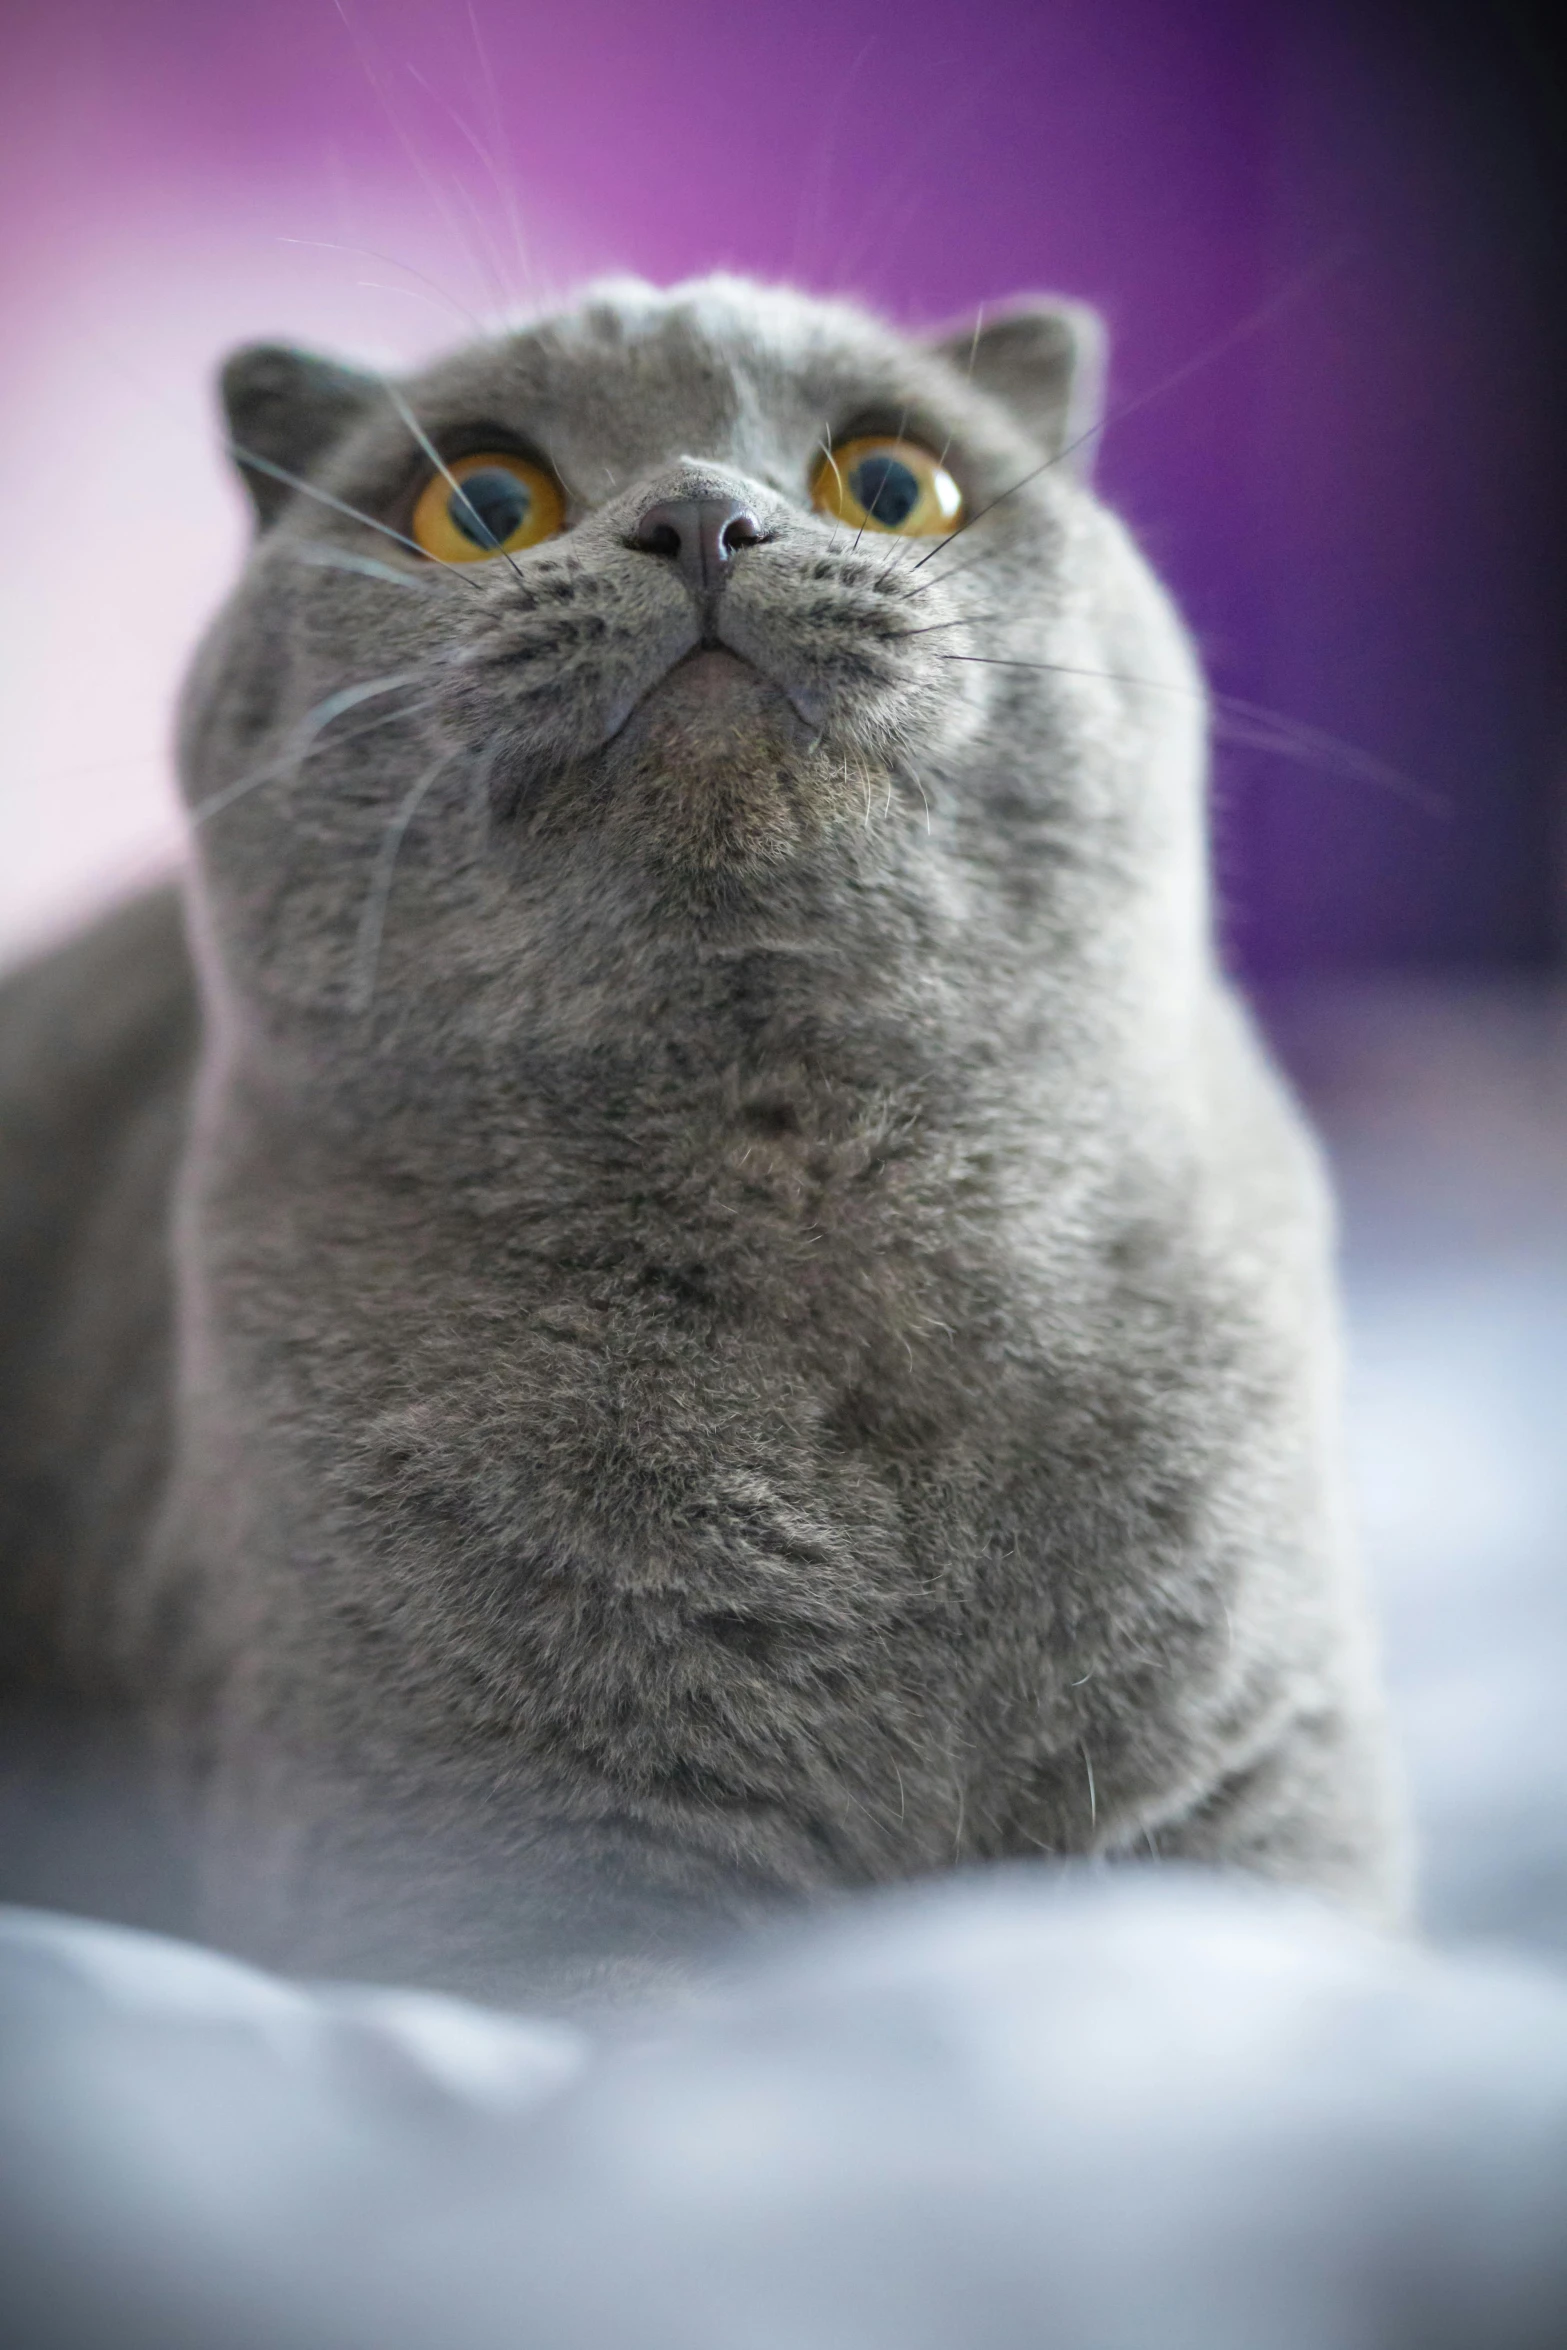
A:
[166,964,1279,1933]
[175,1052,1063,1846]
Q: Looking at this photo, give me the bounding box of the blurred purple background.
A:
[2,0,1563,974]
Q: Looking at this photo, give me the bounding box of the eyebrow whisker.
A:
[280,545,450,592]
[816,430,848,555]
[378,379,534,602]
[850,408,908,555]
[227,442,486,591]
[275,236,488,335]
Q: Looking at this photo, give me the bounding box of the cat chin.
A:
[615,645,814,749]
[575,649,877,877]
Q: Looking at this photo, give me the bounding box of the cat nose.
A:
[630,496,765,598]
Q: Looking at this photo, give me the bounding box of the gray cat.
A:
[0,276,1405,2001]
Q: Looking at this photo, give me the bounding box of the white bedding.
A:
[5,1868,1567,2349]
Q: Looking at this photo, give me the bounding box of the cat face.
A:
[178,276,1200,1088]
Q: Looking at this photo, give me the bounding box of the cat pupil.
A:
[849,454,919,526]
[450,468,530,549]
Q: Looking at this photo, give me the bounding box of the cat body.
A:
[0,278,1403,1997]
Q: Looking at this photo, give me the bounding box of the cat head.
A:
[178,276,1203,1112]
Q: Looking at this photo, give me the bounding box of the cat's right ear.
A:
[220,344,383,528]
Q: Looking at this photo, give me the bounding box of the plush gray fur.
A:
[0,277,1405,2000]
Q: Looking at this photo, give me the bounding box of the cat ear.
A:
[929,301,1105,471]
[219,344,384,527]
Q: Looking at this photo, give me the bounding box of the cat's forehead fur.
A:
[432,272,975,414]
[349,274,1035,500]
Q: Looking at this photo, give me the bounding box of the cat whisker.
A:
[869,535,946,595]
[227,442,486,590]
[912,243,1356,574]
[379,379,533,602]
[849,406,908,557]
[464,738,503,845]
[403,65,524,310]
[280,545,451,593]
[910,487,1030,574]
[276,237,487,336]
[931,319,978,475]
[330,0,509,317]
[405,39,535,307]
[850,404,911,554]
[1211,707,1449,819]
[900,534,1008,599]
[352,276,489,326]
[886,614,1002,639]
[934,653,1446,815]
[785,33,876,285]
[189,674,440,827]
[817,431,848,556]
[464,0,535,296]
[348,747,466,1014]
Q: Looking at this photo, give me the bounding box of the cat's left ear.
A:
[929,300,1105,471]
[219,344,384,528]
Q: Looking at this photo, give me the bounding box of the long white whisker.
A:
[227,442,485,590]
[275,236,487,335]
[465,0,533,295]
[351,276,487,327]
[403,44,531,306]
[404,65,518,309]
[189,673,436,826]
[331,0,504,316]
[379,379,531,599]
[1213,709,1449,818]
[817,430,847,556]
[912,243,1355,575]
[348,750,464,1013]
[932,654,1446,815]
[280,545,448,592]
[931,317,979,476]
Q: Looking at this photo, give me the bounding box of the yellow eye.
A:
[410,450,565,563]
[810,435,963,536]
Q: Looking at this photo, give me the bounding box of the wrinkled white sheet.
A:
[4,1869,1567,2349]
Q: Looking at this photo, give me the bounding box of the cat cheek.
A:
[442,618,703,783]
[781,682,829,734]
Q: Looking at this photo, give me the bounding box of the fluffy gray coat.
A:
[0,277,1404,1999]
